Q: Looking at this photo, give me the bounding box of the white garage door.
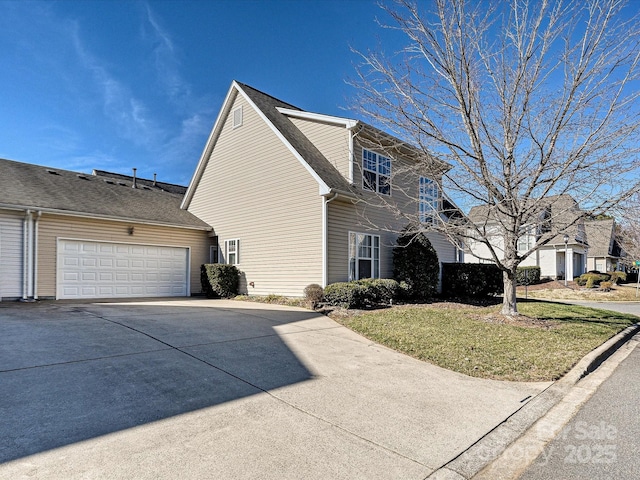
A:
[57,239,189,299]
[0,215,23,300]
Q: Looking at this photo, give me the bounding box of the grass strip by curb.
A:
[332,300,638,382]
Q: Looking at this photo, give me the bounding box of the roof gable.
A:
[181,81,359,209]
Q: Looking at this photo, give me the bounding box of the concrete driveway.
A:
[0,299,549,479]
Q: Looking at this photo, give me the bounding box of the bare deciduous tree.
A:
[351,0,640,315]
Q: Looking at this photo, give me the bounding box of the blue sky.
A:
[0,0,396,185]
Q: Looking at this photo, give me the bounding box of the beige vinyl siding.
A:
[188,93,323,297]
[36,214,209,298]
[289,118,352,181]
[327,141,457,286]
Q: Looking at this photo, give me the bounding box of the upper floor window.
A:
[517,227,534,253]
[362,149,391,195]
[419,176,440,223]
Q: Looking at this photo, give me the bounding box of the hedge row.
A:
[441,263,503,298]
[516,266,541,286]
[323,279,403,309]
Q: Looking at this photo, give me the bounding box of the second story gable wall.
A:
[289,117,352,182]
[186,92,324,296]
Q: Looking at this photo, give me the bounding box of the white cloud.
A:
[143,2,192,107]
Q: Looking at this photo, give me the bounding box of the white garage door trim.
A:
[57,238,190,300]
[0,215,24,300]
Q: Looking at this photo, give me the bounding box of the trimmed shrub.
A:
[576,273,610,288]
[607,271,627,284]
[441,263,503,298]
[324,279,401,308]
[201,264,240,298]
[393,228,440,301]
[516,266,541,286]
[600,281,613,292]
[358,278,400,305]
[303,284,324,307]
[323,282,366,308]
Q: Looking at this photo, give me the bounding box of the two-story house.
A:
[0,81,459,302]
[182,81,459,296]
[464,194,588,280]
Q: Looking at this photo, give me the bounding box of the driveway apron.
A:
[0,299,549,479]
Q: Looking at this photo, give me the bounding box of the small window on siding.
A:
[233,106,243,128]
[225,239,240,265]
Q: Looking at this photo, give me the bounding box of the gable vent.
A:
[46,169,60,175]
[233,106,243,128]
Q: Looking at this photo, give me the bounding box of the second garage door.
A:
[57,239,189,300]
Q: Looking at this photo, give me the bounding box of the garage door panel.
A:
[57,240,188,299]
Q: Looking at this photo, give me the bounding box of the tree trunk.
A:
[501,270,518,316]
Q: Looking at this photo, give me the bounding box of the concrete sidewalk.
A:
[0,299,548,479]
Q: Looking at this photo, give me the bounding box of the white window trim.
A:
[225,238,240,265]
[348,231,381,281]
[232,106,243,129]
[419,176,440,224]
[362,148,391,196]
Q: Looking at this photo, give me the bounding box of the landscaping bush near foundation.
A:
[201,264,240,298]
[323,279,400,309]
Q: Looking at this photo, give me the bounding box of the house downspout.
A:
[33,211,41,300]
[322,192,339,287]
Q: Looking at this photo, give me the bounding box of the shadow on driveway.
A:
[0,299,317,463]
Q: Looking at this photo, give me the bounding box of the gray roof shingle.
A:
[0,158,210,229]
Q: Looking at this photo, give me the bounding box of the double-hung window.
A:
[348,232,380,281]
[517,228,534,253]
[362,149,391,195]
[225,239,239,265]
[419,176,440,223]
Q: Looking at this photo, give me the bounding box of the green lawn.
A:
[332,300,638,382]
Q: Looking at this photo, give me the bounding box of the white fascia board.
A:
[238,87,331,195]
[276,107,358,129]
[181,83,238,209]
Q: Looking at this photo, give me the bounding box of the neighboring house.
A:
[584,218,625,272]
[465,195,588,280]
[182,81,460,296]
[0,159,211,301]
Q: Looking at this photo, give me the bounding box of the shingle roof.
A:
[236,82,359,197]
[467,194,585,245]
[584,219,616,257]
[0,158,210,229]
[93,170,187,195]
